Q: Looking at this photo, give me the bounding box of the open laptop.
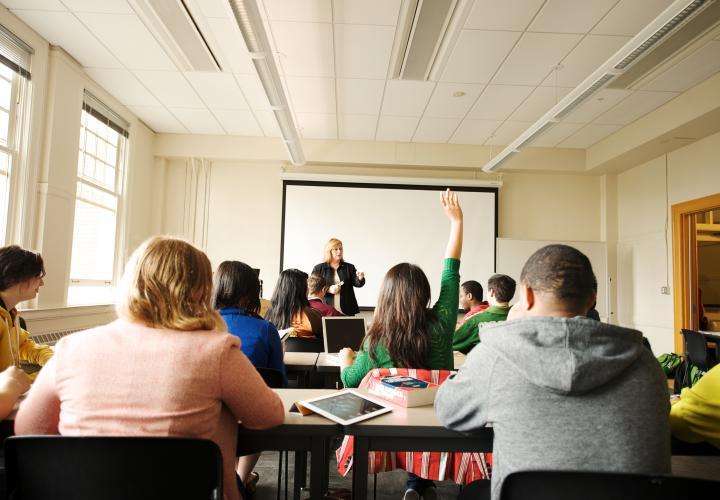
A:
[322,317,367,365]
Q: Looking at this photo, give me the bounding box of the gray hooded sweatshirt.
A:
[435,316,670,499]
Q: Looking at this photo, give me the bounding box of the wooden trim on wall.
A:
[672,192,720,353]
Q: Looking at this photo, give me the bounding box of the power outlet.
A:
[660,286,671,295]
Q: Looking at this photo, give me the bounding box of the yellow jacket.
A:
[670,364,720,448]
[0,303,53,377]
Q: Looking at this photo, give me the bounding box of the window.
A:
[67,93,128,305]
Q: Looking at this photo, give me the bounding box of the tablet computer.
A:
[299,390,392,425]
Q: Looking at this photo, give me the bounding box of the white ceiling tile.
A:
[376,116,419,142]
[334,24,394,79]
[509,85,573,121]
[85,68,159,106]
[530,122,585,147]
[560,88,632,124]
[465,0,545,31]
[529,0,616,34]
[492,33,582,86]
[450,119,501,145]
[424,83,484,118]
[557,123,622,148]
[170,107,225,134]
[380,80,436,117]
[184,72,249,110]
[338,114,377,141]
[129,105,186,133]
[12,11,122,68]
[234,73,272,110]
[592,0,674,36]
[263,0,331,22]
[336,79,385,115]
[441,30,521,83]
[467,85,534,121]
[485,121,533,146]
[269,22,334,77]
[4,0,64,9]
[640,41,720,92]
[253,110,281,136]
[76,13,175,70]
[333,0,401,25]
[413,117,461,144]
[133,71,204,107]
[286,77,335,113]
[61,0,132,13]
[594,90,678,125]
[211,109,264,136]
[195,0,231,18]
[540,35,631,87]
[206,18,256,74]
[296,113,337,139]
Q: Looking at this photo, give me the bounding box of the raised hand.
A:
[441,188,463,222]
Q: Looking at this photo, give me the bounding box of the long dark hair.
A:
[213,260,261,315]
[265,269,309,330]
[367,263,437,369]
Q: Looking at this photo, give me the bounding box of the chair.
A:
[257,368,288,500]
[682,328,717,371]
[497,470,720,500]
[4,436,222,500]
[284,337,323,353]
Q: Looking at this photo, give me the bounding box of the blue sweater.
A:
[219,308,287,387]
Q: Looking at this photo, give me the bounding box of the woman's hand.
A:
[329,283,343,294]
[442,188,463,260]
[339,347,356,368]
[0,366,31,396]
[441,188,463,222]
[356,271,365,281]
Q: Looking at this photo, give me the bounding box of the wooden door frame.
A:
[672,193,720,352]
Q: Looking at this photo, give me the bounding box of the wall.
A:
[616,130,720,354]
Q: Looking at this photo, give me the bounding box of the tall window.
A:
[67,93,128,306]
[0,25,32,244]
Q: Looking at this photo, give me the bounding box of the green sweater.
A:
[452,305,511,354]
[340,258,460,388]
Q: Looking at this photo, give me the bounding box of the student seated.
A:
[457,280,488,327]
[15,237,284,500]
[0,366,30,419]
[436,244,670,500]
[307,273,344,317]
[671,363,720,449]
[265,269,322,338]
[453,274,515,354]
[0,246,53,377]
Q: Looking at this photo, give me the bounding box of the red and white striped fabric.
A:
[335,368,492,484]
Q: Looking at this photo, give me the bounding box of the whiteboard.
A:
[496,238,608,319]
[282,182,498,308]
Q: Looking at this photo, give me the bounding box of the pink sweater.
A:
[15,319,285,500]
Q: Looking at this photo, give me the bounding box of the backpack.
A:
[673,359,705,394]
[656,352,682,377]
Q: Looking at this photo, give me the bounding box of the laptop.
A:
[322,317,367,365]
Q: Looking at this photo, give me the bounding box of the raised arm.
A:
[442,189,463,260]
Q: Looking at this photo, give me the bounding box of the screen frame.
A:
[299,389,393,425]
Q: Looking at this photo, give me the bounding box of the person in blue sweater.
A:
[214,260,287,494]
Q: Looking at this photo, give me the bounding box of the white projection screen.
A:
[281,181,498,309]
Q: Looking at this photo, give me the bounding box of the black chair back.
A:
[284,337,323,353]
[682,328,715,371]
[4,436,223,500]
[498,470,720,500]
[257,367,285,388]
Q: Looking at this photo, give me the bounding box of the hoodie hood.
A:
[480,316,645,395]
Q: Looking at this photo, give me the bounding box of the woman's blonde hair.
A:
[323,238,343,264]
[116,236,224,332]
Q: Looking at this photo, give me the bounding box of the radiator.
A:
[31,329,84,346]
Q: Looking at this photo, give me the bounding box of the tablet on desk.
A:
[299,390,392,425]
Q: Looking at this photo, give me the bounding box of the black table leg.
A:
[293,451,306,500]
[352,437,369,500]
[311,437,326,499]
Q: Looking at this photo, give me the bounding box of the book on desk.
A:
[367,375,439,407]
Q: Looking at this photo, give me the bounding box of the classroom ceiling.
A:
[5,0,720,149]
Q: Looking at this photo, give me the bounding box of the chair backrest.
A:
[682,328,712,371]
[257,366,284,388]
[4,436,223,500]
[284,336,323,353]
[499,470,720,500]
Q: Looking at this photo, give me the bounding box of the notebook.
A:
[322,317,367,365]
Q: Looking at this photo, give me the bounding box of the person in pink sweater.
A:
[15,237,285,500]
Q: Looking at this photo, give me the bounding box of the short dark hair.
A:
[461,280,483,302]
[0,245,45,291]
[213,260,261,314]
[488,274,516,303]
[307,273,327,295]
[520,244,595,311]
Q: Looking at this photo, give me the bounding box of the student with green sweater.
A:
[453,274,516,354]
[339,189,463,500]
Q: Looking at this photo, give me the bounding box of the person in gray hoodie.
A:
[435,244,670,500]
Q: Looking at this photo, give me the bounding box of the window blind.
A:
[0,24,32,79]
[83,91,130,138]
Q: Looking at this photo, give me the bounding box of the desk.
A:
[453,351,466,369]
[283,352,319,387]
[700,331,720,360]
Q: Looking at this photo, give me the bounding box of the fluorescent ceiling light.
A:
[130,0,221,72]
[482,0,711,173]
[228,0,305,166]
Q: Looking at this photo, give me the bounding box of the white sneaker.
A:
[422,486,437,500]
[403,489,421,500]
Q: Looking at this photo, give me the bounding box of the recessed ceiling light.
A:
[453,91,466,97]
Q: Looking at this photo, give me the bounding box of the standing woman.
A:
[312,239,365,316]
